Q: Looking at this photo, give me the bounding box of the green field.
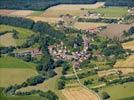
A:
[0,56,36,69]
[99,82,134,100]
[0,25,35,46]
[0,88,46,100]
[90,7,128,18]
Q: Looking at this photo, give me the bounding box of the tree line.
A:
[0,0,133,10]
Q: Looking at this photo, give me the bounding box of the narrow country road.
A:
[72,64,102,100]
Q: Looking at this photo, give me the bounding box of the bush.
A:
[57,80,65,90]
[101,91,110,99]
[27,75,45,86]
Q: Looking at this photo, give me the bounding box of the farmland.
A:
[90,7,128,18]
[114,55,134,68]
[0,56,37,87]
[0,10,33,17]
[62,86,99,100]
[99,82,134,100]
[122,41,134,51]
[0,56,36,69]
[0,68,38,87]
[73,22,108,30]
[43,2,105,17]
[0,25,35,46]
[0,33,16,46]
[0,1,134,100]
[99,24,132,38]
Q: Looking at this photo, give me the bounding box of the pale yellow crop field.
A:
[42,2,105,18]
[114,55,134,68]
[0,68,38,87]
[0,10,33,17]
[0,33,16,47]
[62,86,99,100]
[27,16,61,23]
[73,22,108,30]
[122,41,134,51]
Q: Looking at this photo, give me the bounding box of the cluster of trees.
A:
[0,0,133,10]
[78,70,97,79]
[4,85,58,100]
[57,76,66,90]
[26,75,45,86]
[0,46,15,54]
[78,18,118,23]
[91,36,126,59]
[107,76,134,85]
[123,26,134,36]
[124,14,134,23]
[63,33,83,52]
[84,80,92,86]
[12,29,19,39]
[0,16,34,29]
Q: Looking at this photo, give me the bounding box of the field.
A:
[0,68,38,87]
[90,7,128,18]
[62,86,99,100]
[0,56,36,69]
[16,67,66,100]
[0,88,45,100]
[99,82,134,100]
[27,16,61,23]
[0,10,33,17]
[122,41,134,51]
[114,55,134,68]
[99,24,132,38]
[0,25,35,46]
[43,2,105,18]
[114,55,134,74]
[0,33,16,47]
[0,56,37,87]
[73,22,108,30]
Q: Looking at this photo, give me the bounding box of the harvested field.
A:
[74,22,108,30]
[0,9,15,16]
[62,86,99,100]
[0,68,38,87]
[114,55,134,68]
[0,32,16,47]
[97,69,118,77]
[27,16,61,23]
[99,24,132,38]
[0,10,33,17]
[42,2,105,17]
[0,25,35,46]
[115,68,134,75]
[122,41,134,51]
